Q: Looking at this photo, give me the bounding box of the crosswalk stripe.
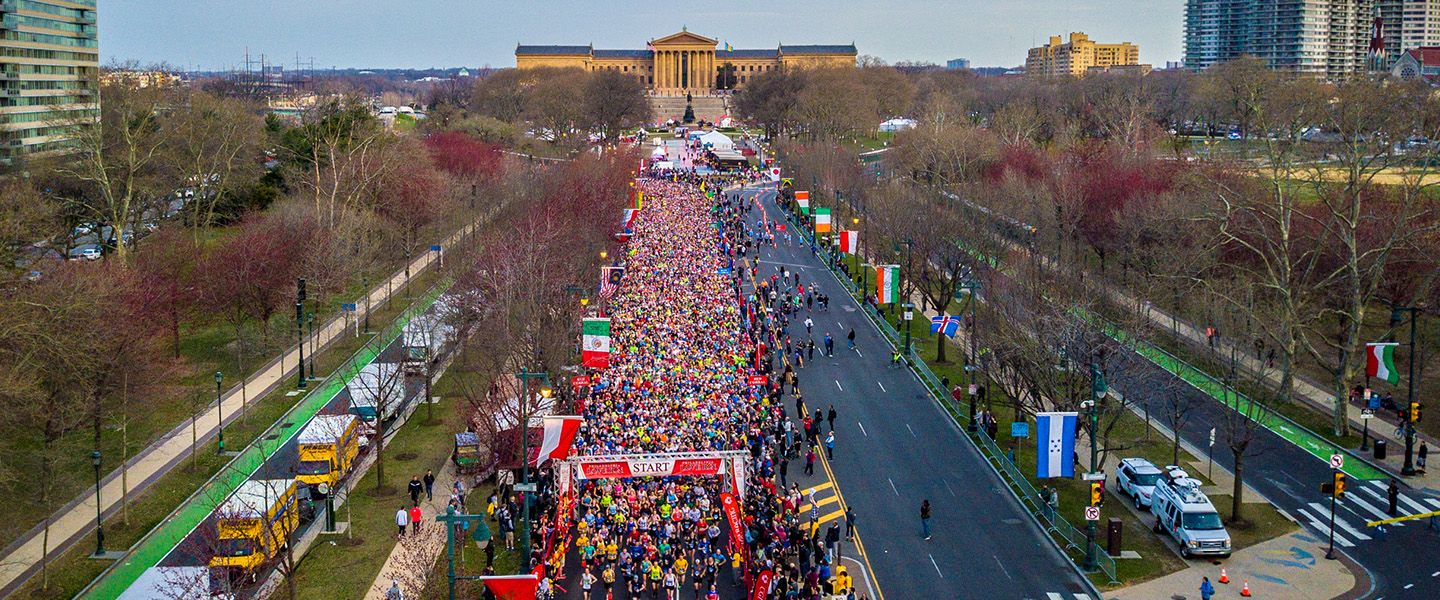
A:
[1074,595,1093,600]
[1309,502,1372,540]
[816,509,845,524]
[1360,486,1406,513]
[1426,498,1440,510]
[1342,495,1402,525]
[804,482,834,494]
[1298,508,1355,547]
[1046,593,1064,600]
[1396,493,1430,515]
[803,495,840,511]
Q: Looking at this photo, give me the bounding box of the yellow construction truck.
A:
[209,479,299,585]
[296,414,361,497]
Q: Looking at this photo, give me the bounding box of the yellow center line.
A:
[805,399,887,600]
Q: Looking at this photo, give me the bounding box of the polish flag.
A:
[839,230,859,254]
[534,416,583,465]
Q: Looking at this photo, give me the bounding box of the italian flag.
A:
[796,191,810,215]
[632,190,643,210]
[1366,342,1400,385]
[582,318,611,368]
[876,265,900,304]
[839,230,859,254]
[814,208,832,233]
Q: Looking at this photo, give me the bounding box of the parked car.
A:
[68,245,101,261]
[1151,466,1232,559]
[1114,457,1165,508]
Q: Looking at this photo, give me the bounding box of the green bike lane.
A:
[79,287,444,600]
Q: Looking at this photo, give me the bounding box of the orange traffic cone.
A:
[1220,568,1229,584]
[1241,581,1252,597]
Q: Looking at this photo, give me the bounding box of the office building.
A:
[1025,32,1143,77]
[0,0,100,162]
[1183,0,1376,78]
[946,58,971,70]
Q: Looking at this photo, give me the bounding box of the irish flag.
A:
[796,191,810,215]
[876,265,900,304]
[839,230,859,254]
[1366,342,1400,385]
[535,416,582,465]
[814,208,832,233]
[582,318,611,368]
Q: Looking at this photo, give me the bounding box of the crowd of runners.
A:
[541,170,865,600]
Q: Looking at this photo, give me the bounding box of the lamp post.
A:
[296,278,307,390]
[1392,306,1421,476]
[306,312,316,380]
[851,217,861,288]
[1083,363,1106,572]
[960,275,982,432]
[91,450,104,556]
[362,274,371,334]
[515,369,552,572]
[215,372,225,454]
[901,303,914,359]
[404,247,412,301]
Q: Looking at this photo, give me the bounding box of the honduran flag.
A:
[535,416,582,465]
[1366,342,1400,385]
[582,318,611,368]
[1035,412,1078,479]
[875,265,900,304]
[839,230,859,254]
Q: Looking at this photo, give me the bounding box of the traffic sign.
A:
[1011,422,1029,438]
[1084,506,1100,521]
[513,483,537,492]
[903,311,914,321]
[1082,472,1106,481]
[1361,408,1375,419]
[1329,454,1344,470]
[1209,427,1216,448]
[968,384,977,396]
[430,245,442,252]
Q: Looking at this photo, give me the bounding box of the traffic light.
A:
[1090,481,1105,507]
[1332,472,1346,498]
[1411,402,1422,423]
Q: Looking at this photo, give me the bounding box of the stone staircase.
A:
[649,94,730,124]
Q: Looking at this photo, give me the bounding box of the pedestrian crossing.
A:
[1042,593,1094,600]
[1294,480,1440,548]
[799,480,846,532]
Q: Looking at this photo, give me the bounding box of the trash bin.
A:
[1375,439,1387,460]
[1107,518,1123,557]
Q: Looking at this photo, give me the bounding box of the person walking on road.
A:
[805,447,816,476]
[409,505,422,535]
[845,507,856,540]
[825,333,834,356]
[825,430,835,460]
[408,476,424,506]
[396,506,408,538]
[920,500,932,540]
[423,470,435,501]
[1387,479,1400,516]
[828,405,837,431]
[1199,576,1215,600]
[847,328,857,351]
[386,579,404,600]
[1419,440,1429,474]
[780,456,789,487]
[805,317,813,334]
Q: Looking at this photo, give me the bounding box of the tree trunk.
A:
[1230,453,1246,523]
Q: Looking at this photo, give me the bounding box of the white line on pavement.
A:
[1308,502,1371,540]
[858,422,868,437]
[992,555,1012,579]
[1342,495,1397,524]
[906,423,917,437]
[877,381,886,393]
[1047,594,1064,600]
[929,554,943,578]
[888,478,899,496]
[835,380,844,391]
[943,479,956,497]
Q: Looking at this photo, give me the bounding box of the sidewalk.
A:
[1108,530,1359,600]
[0,222,476,597]
[364,465,459,600]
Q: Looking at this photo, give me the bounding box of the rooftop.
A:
[780,44,858,55]
[515,45,592,55]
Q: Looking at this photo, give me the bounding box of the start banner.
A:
[576,457,726,480]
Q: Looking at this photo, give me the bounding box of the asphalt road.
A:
[740,185,1094,600]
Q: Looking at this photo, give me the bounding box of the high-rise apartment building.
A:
[1025,33,1141,77]
[0,0,99,163]
[1184,0,1376,79]
[1378,0,1440,65]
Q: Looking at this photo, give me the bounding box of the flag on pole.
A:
[813,208,832,233]
[479,574,539,600]
[795,190,810,214]
[1035,412,1078,479]
[600,266,625,298]
[632,190,644,210]
[839,230,859,254]
[930,314,962,337]
[535,416,583,465]
[1366,342,1400,385]
[875,265,899,303]
[582,318,611,368]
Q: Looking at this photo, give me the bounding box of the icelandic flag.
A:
[1035,412,1078,479]
[930,314,962,338]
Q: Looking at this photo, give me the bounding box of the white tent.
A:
[879,118,917,132]
[699,130,734,151]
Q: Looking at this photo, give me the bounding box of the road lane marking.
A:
[877,381,886,392]
[1047,594,1064,600]
[1308,502,1371,539]
[817,509,845,524]
[906,424,917,437]
[1297,508,1355,547]
[805,497,840,512]
[929,554,943,578]
[1342,495,1397,523]
[804,482,834,494]
[992,555,1012,579]
[836,380,844,391]
[943,479,956,497]
[858,422,868,437]
[888,478,899,496]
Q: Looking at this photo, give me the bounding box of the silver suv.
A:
[1114,457,1165,508]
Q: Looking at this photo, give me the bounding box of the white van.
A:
[1150,467,1232,558]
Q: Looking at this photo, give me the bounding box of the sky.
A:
[107,0,1185,71]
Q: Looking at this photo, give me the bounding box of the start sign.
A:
[747,375,768,387]
[572,376,591,388]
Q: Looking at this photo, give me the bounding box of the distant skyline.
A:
[107,0,1185,71]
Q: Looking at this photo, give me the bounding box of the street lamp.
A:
[1391,306,1422,476]
[296,278,307,390]
[514,369,552,572]
[901,303,915,361]
[1082,363,1106,572]
[215,372,225,454]
[362,274,371,334]
[91,450,104,556]
[306,312,316,380]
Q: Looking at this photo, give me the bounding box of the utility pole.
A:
[1395,307,1420,476]
[1083,362,1106,572]
[296,277,307,390]
[514,369,551,572]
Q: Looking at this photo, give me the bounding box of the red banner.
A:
[750,570,775,600]
[480,575,538,600]
[747,375,768,387]
[576,457,725,480]
[572,375,591,388]
[721,493,751,591]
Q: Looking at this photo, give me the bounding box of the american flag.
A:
[600,266,625,298]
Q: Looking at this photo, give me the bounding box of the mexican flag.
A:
[876,265,900,304]
[1366,342,1400,385]
[814,208,832,233]
[582,318,611,368]
[796,191,810,215]
[839,230,859,254]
